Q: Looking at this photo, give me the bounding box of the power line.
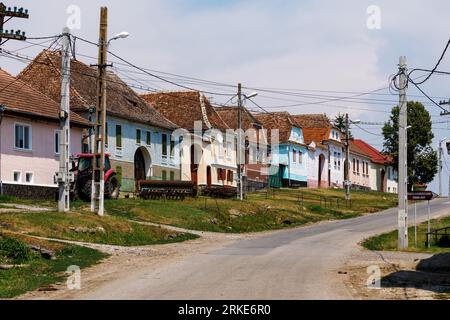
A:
[409,39,450,85]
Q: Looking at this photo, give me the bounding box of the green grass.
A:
[0,233,108,298]
[101,188,397,233]
[0,195,54,207]
[0,210,198,246]
[362,215,450,253]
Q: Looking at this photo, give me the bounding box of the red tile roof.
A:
[291,114,334,148]
[0,68,89,126]
[140,91,229,131]
[352,139,392,164]
[349,140,372,159]
[17,50,176,130]
[253,112,302,143]
[214,106,261,131]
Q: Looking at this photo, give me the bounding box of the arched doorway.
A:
[318,154,325,188]
[190,144,202,185]
[380,169,386,192]
[134,147,152,184]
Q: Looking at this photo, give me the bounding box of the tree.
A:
[382,101,438,190]
[333,113,353,138]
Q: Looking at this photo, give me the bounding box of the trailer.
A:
[137,180,196,200]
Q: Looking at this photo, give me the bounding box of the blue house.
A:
[19,50,180,192]
[254,112,308,187]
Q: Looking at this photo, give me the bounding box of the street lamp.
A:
[244,92,258,100]
[107,31,129,48]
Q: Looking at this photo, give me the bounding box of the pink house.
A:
[0,68,90,199]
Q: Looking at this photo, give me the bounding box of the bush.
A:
[0,237,34,263]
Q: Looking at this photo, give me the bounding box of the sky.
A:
[1,0,450,195]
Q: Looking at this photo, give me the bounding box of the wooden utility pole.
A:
[344,113,351,201]
[237,83,243,201]
[55,28,73,212]
[398,56,408,249]
[0,3,29,46]
[91,7,108,216]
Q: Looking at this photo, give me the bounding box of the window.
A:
[105,122,108,146]
[227,170,234,182]
[170,171,175,181]
[14,124,31,150]
[357,160,360,173]
[162,170,167,181]
[293,150,297,163]
[136,129,141,144]
[170,138,175,158]
[162,134,168,156]
[13,171,21,183]
[299,151,303,164]
[116,125,122,148]
[353,158,356,172]
[146,131,151,145]
[366,163,369,175]
[227,142,232,159]
[116,166,123,185]
[55,130,60,154]
[25,172,33,184]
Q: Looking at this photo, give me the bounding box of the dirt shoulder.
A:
[343,248,450,300]
[16,229,256,300]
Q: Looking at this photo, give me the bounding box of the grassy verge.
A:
[362,214,450,253]
[0,232,108,298]
[0,195,54,207]
[102,188,397,233]
[0,210,198,246]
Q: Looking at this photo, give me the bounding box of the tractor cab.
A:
[70,153,120,201]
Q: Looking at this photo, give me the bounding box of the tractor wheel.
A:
[106,175,120,200]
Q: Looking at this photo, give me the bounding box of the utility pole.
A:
[237,83,243,201]
[55,28,73,213]
[344,113,351,201]
[91,7,108,216]
[439,100,450,199]
[0,3,29,47]
[439,142,443,197]
[398,56,409,250]
[0,3,28,196]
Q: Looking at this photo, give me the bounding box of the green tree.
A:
[334,113,353,138]
[382,101,438,190]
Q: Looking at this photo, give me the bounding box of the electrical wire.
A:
[409,39,450,85]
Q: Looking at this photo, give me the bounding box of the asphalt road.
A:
[60,198,450,300]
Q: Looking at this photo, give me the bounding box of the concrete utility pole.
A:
[55,28,73,213]
[237,83,243,201]
[91,7,108,216]
[344,113,350,201]
[398,56,409,250]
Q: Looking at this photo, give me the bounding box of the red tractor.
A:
[70,153,120,201]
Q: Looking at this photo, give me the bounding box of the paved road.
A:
[60,198,450,300]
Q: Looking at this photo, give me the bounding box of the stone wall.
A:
[0,183,57,200]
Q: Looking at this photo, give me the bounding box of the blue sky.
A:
[1,0,450,194]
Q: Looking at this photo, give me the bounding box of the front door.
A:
[134,148,146,182]
[190,145,199,185]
